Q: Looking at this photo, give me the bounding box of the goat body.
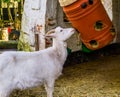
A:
[0,26,75,97]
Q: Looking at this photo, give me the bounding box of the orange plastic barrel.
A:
[63,0,116,50]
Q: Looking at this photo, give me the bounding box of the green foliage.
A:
[15,0,21,2]
[0,40,17,49]
[3,0,10,3]
[17,31,32,52]
[2,0,21,3]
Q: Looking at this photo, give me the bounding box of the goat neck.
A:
[52,38,67,65]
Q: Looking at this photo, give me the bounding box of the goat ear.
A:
[46,29,55,34]
[45,33,56,38]
[45,29,56,38]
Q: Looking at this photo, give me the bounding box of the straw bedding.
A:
[10,55,120,97]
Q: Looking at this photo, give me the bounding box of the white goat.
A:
[0,26,75,97]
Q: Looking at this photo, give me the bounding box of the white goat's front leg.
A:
[44,79,55,97]
[0,83,12,97]
[0,91,9,97]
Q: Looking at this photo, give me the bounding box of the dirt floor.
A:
[10,54,120,97]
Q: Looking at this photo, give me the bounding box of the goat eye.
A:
[60,30,63,32]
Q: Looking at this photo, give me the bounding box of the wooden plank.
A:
[45,0,58,31]
[112,0,120,42]
[35,34,39,51]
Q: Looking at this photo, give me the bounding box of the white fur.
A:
[0,26,75,97]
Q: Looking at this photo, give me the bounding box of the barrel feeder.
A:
[60,0,116,50]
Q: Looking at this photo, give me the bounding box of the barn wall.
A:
[112,0,120,42]
[45,0,58,31]
[45,0,81,51]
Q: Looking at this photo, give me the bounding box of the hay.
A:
[10,55,120,97]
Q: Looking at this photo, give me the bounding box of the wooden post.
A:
[21,0,47,51]
[112,0,120,42]
[35,34,39,51]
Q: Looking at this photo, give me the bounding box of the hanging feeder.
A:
[63,0,116,50]
[58,0,77,7]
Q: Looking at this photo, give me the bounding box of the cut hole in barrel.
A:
[89,40,98,48]
[94,21,103,31]
[88,0,94,5]
[81,2,87,9]
[110,26,116,36]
